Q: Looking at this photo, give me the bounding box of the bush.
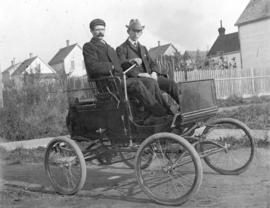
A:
[0,83,68,141]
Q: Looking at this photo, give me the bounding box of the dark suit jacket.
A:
[116,39,158,78]
[83,37,122,78]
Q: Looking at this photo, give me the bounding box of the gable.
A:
[164,45,177,56]
[13,57,55,76]
[64,46,86,77]
[49,44,78,66]
[65,45,83,61]
[149,44,173,59]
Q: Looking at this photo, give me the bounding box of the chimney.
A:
[66,40,70,46]
[158,41,161,46]
[218,20,225,36]
[29,53,33,58]
[11,58,15,66]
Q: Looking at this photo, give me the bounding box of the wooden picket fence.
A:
[65,67,270,100]
[174,68,270,99]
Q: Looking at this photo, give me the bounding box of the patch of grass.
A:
[0,147,45,163]
[0,83,68,141]
[256,138,270,148]
[217,95,270,107]
[217,103,270,129]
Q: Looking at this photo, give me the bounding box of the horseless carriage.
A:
[44,65,255,206]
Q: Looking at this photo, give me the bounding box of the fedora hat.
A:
[126,19,145,31]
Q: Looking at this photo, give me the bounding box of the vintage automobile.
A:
[44,65,255,206]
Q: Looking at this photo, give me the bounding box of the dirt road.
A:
[1,148,270,208]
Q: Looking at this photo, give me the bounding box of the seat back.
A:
[67,76,129,141]
[93,77,123,105]
[178,79,218,125]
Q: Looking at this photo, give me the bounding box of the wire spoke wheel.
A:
[44,137,86,195]
[200,118,255,175]
[135,133,202,206]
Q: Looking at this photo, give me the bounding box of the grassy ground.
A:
[217,103,270,129]
[0,147,46,164]
[0,85,68,141]
[217,95,270,107]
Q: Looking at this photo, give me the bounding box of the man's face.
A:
[128,28,142,42]
[91,25,105,40]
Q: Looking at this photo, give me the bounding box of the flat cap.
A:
[89,18,106,30]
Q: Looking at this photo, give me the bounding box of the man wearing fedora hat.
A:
[83,18,170,117]
[116,19,180,107]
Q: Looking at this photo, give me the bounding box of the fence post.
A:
[251,67,255,95]
[184,71,187,81]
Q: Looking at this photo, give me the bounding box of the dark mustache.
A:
[97,33,104,37]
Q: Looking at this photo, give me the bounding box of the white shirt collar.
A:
[128,38,138,46]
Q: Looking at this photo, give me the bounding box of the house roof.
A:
[183,50,207,60]
[13,56,37,76]
[149,43,177,60]
[207,32,240,57]
[2,62,21,75]
[235,0,270,26]
[49,43,78,66]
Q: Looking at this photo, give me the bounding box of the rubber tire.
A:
[202,118,255,175]
[44,137,87,195]
[135,132,203,206]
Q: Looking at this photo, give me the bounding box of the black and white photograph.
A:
[0,0,270,207]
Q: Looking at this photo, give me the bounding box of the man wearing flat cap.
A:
[116,19,180,107]
[83,18,170,117]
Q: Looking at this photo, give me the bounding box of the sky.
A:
[0,0,250,71]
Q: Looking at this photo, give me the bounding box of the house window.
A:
[71,60,75,70]
[35,64,41,73]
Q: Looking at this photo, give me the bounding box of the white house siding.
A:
[211,52,242,69]
[64,45,86,77]
[13,57,56,89]
[13,75,24,89]
[164,45,177,56]
[238,18,270,69]
[0,70,3,107]
[25,57,55,74]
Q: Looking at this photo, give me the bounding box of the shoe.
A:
[170,103,181,114]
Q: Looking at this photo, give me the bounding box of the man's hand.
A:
[129,58,142,66]
[150,72,158,81]
[138,73,151,78]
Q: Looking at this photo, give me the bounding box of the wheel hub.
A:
[163,165,174,174]
[224,142,230,153]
